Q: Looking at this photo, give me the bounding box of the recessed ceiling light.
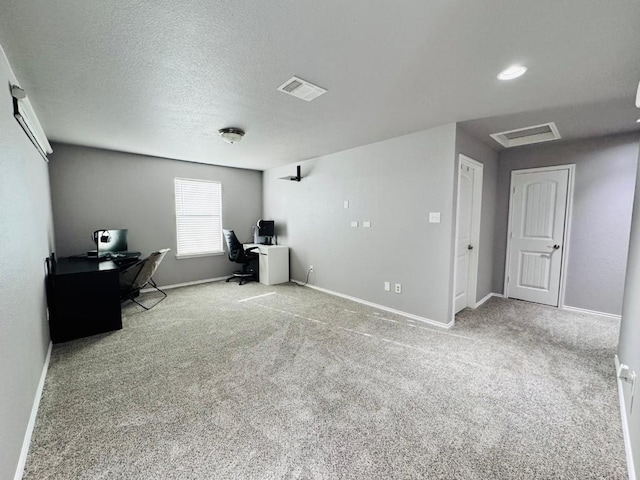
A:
[636,119,640,123]
[497,65,528,81]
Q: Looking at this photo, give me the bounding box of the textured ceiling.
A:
[0,0,639,170]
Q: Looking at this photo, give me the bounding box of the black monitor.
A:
[258,220,275,237]
[254,220,275,245]
[94,229,128,257]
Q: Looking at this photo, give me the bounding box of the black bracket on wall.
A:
[280,165,302,182]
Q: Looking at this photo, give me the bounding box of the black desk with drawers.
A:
[47,257,123,343]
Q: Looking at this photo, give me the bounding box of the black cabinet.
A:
[47,258,122,343]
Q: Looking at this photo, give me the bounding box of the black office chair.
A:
[223,229,258,285]
[120,248,170,310]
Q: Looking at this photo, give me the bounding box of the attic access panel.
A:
[490,122,561,148]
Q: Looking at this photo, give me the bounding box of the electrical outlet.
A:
[384,281,390,291]
[363,221,371,228]
[351,221,358,227]
[619,363,632,380]
[309,265,314,272]
[395,283,402,294]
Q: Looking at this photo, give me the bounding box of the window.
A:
[174,178,223,257]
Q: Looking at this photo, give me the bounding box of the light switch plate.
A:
[351,221,358,227]
[363,221,371,228]
[344,200,349,209]
[429,212,441,223]
[384,281,390,291]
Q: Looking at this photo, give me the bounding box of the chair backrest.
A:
[120,248,170,292]
[223,229,246,263]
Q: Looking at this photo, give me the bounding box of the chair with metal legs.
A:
[119,248,170,310]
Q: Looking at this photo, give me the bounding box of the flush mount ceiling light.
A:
[218,127,245,144]
[497,65,528,80]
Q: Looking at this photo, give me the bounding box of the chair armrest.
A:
[245,246,259,253]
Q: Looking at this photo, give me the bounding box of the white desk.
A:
[244,244,289,285]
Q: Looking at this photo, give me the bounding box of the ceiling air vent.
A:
[277,76,327,102]
[490,122,561,148]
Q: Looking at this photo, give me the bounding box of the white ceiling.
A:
[0,0,639,170]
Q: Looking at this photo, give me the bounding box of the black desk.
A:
[47,257,122,343]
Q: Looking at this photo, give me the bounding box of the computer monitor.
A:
[94,229,128,257]
[258,220,275,237]
[254,220,275,245]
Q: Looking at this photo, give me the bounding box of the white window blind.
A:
[174,178,223,257]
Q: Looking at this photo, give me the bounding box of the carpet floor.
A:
[23,282,626,479]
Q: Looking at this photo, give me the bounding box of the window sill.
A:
[176,252,225,260]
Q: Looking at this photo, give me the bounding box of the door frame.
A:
[503,164,575,308]
[453,154,484,314]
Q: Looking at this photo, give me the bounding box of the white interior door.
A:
[454,156,483,314]
[506,167,569,306]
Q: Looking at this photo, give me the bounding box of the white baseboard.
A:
[140,276,227,294]
[292,280,453,329]
[14,341,52,480]
[473,292,503,309]
[563,305,621,321]
[615,355,637,480]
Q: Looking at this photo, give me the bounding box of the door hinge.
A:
[507,275,510,284]
[512,186,516,194]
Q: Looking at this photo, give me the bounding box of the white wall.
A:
[264,124,457,325]
[48,144,263,287]
[494,133,639,315]
[0,45,55,480]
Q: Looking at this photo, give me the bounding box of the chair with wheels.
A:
[119,248,170,310]
[223,229,258,285]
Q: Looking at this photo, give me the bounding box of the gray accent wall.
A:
[0,47,55,479]
[455,126,499,304]
[618,144,640,480]
[48,144,262,287]
[494,133,639,315]
[263,124,457,324]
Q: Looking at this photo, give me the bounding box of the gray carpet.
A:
[23,282,626,479]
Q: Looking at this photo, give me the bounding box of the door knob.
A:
[548,244,560,250]
[468,244,473,250]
